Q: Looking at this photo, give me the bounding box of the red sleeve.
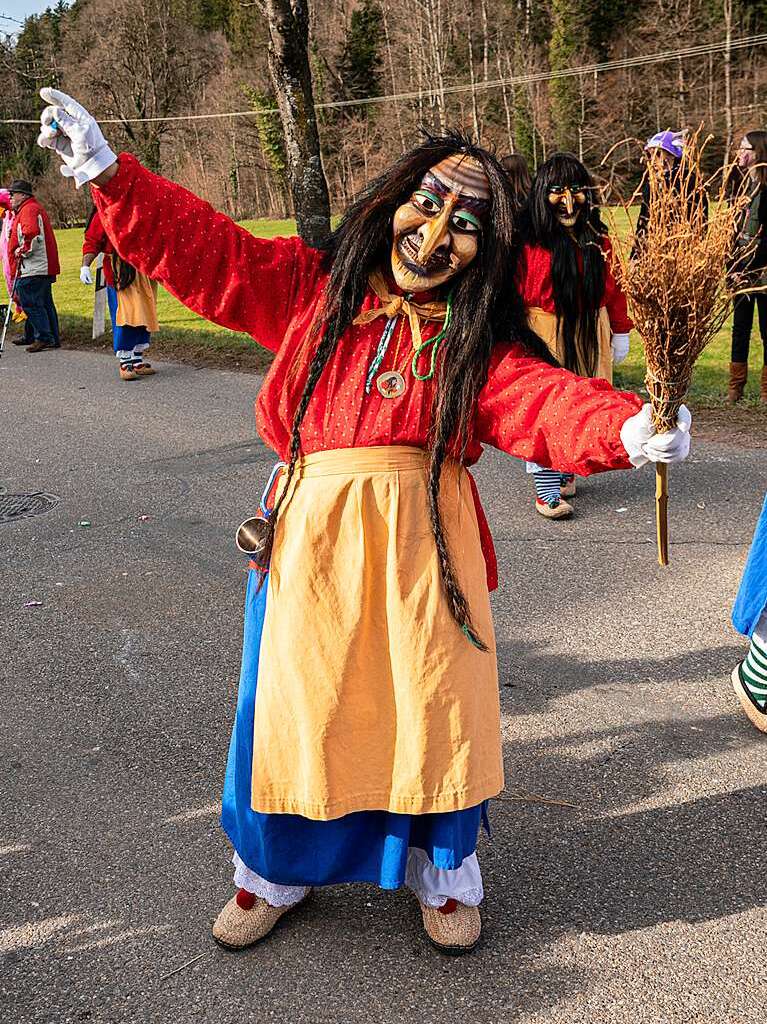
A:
[93,153,324,352]
[16,204,39,250]
[475,342,643,475]
[601,236,633,334]
[83,209,109,256]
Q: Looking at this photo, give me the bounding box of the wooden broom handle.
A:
[655,463,669,566]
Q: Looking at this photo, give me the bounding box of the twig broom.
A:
[604,128,754,565]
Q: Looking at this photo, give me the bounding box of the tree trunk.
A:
[467,19,480,139]
[723,0,734,153]
[264,0,331,246]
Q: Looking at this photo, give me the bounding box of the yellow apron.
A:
[250,446,504,820]
[527,306,613,382]
[116,271,159,332]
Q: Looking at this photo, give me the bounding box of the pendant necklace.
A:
[364,301,407,395]
[375,316,409,399]
[365,291,454,399]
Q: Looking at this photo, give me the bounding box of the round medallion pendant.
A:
[376,370,407,399]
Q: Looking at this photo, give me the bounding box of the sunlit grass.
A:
[47,211,763,403]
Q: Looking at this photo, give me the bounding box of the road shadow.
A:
[496,636,744,715]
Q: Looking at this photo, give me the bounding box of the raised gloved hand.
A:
[611,332,630,365]
[620,403,692,467]
[37,88,117,188]
[79,265,94,286]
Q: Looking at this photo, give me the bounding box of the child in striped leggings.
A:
[732,493,767,733]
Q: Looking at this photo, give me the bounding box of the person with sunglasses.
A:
[729,131,767,403]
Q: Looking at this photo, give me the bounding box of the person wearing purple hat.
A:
[633,129,685,252]
[645,128,686,162]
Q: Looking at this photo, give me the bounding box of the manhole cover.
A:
[0,492,59,523]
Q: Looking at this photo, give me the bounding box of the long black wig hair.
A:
[84,205,136,291]
[258,130,555,649]
[519,153,608,377]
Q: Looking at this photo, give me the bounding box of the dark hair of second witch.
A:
[518,152,608,377]
[258,130,555,649]
[84,205,136,291]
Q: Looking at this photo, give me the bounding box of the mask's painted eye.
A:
[451,210,482,233]
[413,189,442,214]
[548,185,567,195]
[573,191,587,204]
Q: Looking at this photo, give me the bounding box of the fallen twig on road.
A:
[158,950,212,982]
[497,791,584,811]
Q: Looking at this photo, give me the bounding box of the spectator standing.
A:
[729,130,767,403]
[501,154,532,221]
[7,179,60,352]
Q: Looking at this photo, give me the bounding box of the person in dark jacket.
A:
[729,130,767,403]
[500,153,531,220]
[632,129,708,260]
[7,178,60,352]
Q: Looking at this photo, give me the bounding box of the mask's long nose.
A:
[416,203,453,264]
[563,188,574,216]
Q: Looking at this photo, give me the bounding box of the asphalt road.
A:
[1,347,765,1024]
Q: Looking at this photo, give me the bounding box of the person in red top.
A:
[81,207,160,380]
[38,89,692,956]
[517,153,633,518]
[6,178,60,352]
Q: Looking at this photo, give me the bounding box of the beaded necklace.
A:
[365,291,453,399]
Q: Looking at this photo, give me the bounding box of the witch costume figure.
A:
[38,88,692,955]
[517,153,633,519]
[731,493,767,734]
[81,207,160,381]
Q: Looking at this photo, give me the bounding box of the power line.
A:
[1,33,766,125]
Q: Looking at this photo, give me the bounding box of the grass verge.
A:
[30,214,767,419]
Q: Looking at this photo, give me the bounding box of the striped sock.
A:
[533,469,562,507]
[740,633,767,710]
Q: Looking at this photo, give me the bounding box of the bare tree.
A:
[264,0,331,245]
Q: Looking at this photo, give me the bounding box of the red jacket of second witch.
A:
[517,236,633,334]
[93,154,644,590]
[82,209,115,287]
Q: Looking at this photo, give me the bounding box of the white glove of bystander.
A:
[620,402,692,467]
[611,332,630,364]
[37,88,117,188]
[79,266,94,286]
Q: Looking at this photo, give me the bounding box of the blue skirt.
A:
[106,285,151,355]
[733,492,767,638]
[221,568,487,888]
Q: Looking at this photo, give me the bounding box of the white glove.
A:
[37,88,117,188]
[79,265,94,286]
[611,332,630,365]
[620,402,692,467]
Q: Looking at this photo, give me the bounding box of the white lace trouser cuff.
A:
[232,854,310,907]
[115,341,149,361]
[232,848,484,908]
[404,848,484,907]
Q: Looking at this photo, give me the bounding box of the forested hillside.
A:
[1,0,766,225]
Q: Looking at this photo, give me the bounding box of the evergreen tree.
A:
[549,0,593,152]
[336,0,383,101]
